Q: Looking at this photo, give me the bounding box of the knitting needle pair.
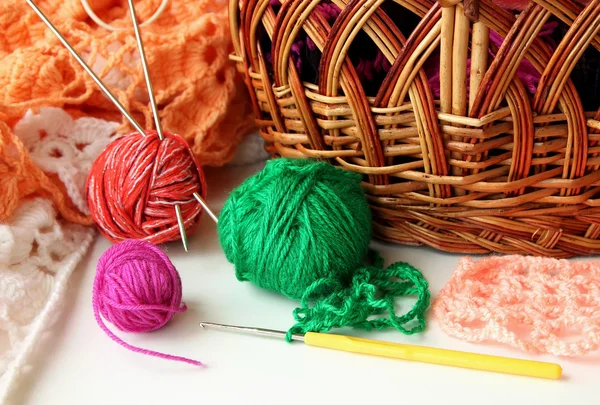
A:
[27,0,218,251]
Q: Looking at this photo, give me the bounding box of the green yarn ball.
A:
[218,158,372,300]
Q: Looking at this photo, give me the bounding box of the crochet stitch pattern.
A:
[0,108,110,402]
[433,255,600,357]
[288,251,430,342]
[0,0,255,223]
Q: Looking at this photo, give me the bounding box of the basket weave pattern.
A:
[230,0,600,258]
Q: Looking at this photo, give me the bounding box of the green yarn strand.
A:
[286,251,431,341]
[218,157,431,341]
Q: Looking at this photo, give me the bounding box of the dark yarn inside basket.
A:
[259,1,599,109]
[260,0,420,95]
[552,24,600,111]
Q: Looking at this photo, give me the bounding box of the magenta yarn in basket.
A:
[93,239,202,366]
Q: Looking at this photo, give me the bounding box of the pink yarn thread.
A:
[93,239,203,366]
[433,255,600,357]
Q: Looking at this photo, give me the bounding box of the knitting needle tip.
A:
[29,0,194,252]
[174,204,189,252]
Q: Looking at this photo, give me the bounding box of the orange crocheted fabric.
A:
[0,0,255,224]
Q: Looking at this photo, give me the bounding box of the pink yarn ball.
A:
[94,239,184,332]
[93,239,202,366]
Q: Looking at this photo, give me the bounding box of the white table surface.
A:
[14,162,599,405]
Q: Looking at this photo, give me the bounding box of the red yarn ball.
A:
[87,130,206,244]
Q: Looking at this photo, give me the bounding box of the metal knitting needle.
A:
[128,0,218,230]
[126,0,188,251]
[127,0,164,141]
[199,322,563,380]
[27,0,200,249]
[26,0,145,136]
[193,193,219,224]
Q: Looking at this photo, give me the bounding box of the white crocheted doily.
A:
[0,107,267,403]
[0,108,117,403]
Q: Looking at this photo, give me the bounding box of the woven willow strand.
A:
[231,0,600,258]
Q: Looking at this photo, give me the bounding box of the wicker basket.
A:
[229,0,600,258]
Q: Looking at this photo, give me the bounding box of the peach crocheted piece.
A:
[433,255,600,357]
[0,0,255,224]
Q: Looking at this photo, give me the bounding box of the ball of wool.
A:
[93,239,202,365]
[93,239,186,333]
[218,158,372,300]
[87,130,206,245]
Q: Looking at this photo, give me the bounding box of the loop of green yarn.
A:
[218,158,372,300]
[218,157,431,339]
[285,250,431,341]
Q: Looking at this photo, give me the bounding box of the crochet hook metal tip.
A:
[193,193,219,224]
[26,0,147,137]
[198,322,563,380]
[199,322,304,341]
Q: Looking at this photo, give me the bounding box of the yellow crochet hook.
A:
[199,322,562,380]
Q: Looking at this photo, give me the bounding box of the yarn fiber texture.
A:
[218,158,372,300]
[0,0,255,168]
[93,239,202,366]
[287,250,431,341]
[87,130,206,244]
[0,0,256,229]
[219,158,431,340]
[433,255,600,357]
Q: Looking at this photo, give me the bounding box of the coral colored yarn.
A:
[0,0,255,167]
[0,0,256,225]
[87,130,206,244]
[433,255,600,357]
[93,239,202,366]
